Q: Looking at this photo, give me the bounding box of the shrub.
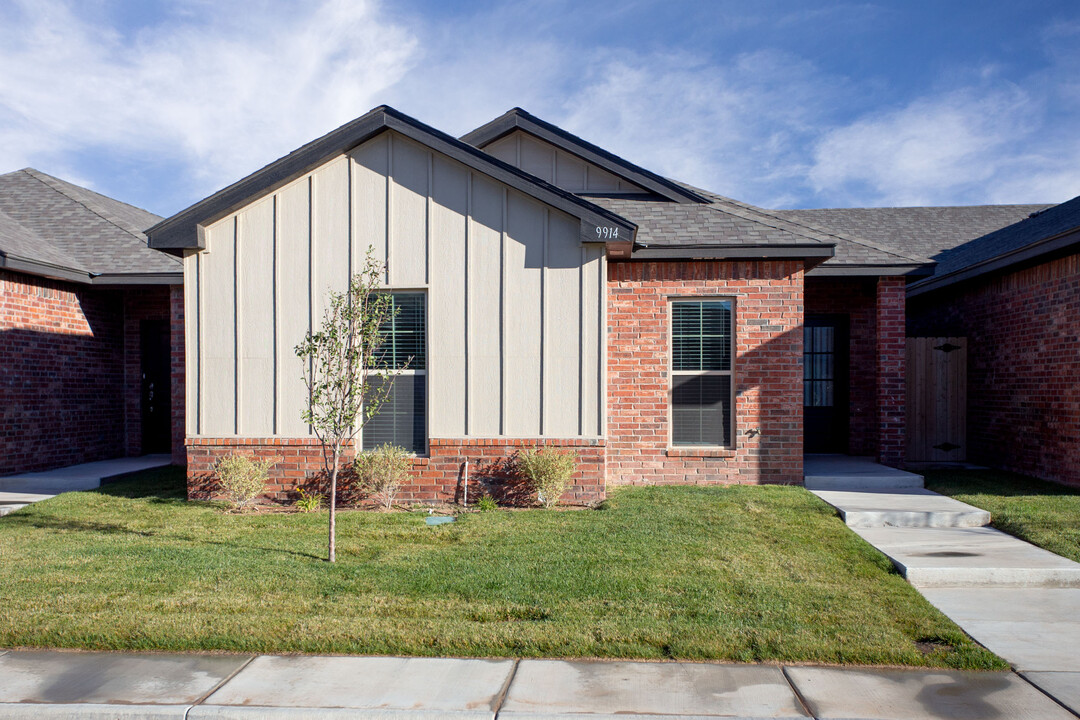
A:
[476,494,499,513]
[517,447,577,509]
[354,444,412,510]
[295,488,324,513]
[214,454,275,511]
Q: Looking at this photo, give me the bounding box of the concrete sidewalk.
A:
[807,456,1080,716]
[0,455,171,516]
[0,650,1076,719]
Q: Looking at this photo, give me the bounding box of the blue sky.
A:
[1,0,1078,217]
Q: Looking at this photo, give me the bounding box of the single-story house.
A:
[146,105,951,503]
[0,168,184,474]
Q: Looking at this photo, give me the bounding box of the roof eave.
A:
[807,263,936,277]
[148,106,636,251]
[907,226,1080,297]
[461,109,710,205]
[629,244,835,261]
[0,253,92,283]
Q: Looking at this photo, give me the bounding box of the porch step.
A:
[803,455,924,490]
[851,525,1080,588]
[811,489,991,528]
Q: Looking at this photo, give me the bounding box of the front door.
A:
[140,319,171,454]
[804,315,849,453]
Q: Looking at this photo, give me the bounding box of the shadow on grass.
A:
[925,469,1080,498]
[94,466,187,502]
[8,511,325,561]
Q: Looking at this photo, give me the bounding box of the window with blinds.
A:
[363,293,426,454]
[671,300,733,447]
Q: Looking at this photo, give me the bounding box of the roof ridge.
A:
[676,182,933,263]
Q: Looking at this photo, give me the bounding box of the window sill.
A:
[665,447,736,458]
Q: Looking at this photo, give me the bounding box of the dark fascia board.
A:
[0,253,182,285]
[630,244,835,261]
[91,272,183,286]
[808,263,935,278]
[461,108,710,205]
[1,253,91,283]
[148,106,636,250]
[907,226,1080,297]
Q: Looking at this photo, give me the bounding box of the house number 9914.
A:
[595,226,619,239]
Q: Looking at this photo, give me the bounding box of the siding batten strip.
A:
[499,187,508,436]
[579,246,586,436]
[196,252,203,435]
[307,175,315,435]
[233,215,241,435]
[272,194,279,435]
[426,151,432,286]
[598,250,606,436]
[464,173,471,436]
[385,134,393,285]
[540,209,548,436]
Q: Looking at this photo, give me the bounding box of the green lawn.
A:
[925,468,1080,563]
[0,467,1002,669]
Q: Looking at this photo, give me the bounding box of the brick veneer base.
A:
[606,260,804,486]
[186,437,605,505]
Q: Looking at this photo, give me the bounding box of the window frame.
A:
[667,296,736,449]
[360,289,428,457]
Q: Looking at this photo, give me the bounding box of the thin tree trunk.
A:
[328,446,339,563]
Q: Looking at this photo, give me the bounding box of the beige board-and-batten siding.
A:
[484,130,648,194]
[185,129,606,444]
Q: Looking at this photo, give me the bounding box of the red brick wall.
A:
[170,285,186,466]
[122,287,171,456]
[876,277,907,467]
[805,278,878,455]
[606,260,804,486]
[908,253,1080,485]
[186,437,605,505]
[0,270,124,473]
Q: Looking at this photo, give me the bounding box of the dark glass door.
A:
[140,319,171,454]
[804,315,849,453]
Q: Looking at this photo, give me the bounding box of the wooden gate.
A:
[906,337,967,462]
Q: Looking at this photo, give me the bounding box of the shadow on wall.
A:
[0,324,125,475]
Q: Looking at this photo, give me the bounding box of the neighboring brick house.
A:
[147,106,947,503]
[905,196,1080,485]
[0,168,184,474]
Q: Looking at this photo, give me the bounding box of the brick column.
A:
[876,277,906,466]
[170,284,186,466]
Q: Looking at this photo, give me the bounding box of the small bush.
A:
[476,494,499,513]
[354,444,412,510]
[517,447,577,509]
[295,488,324,513]
[214,454,275,511]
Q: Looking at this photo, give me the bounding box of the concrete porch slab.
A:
[0,650,251,717]
[1021,672,1080,716]
[192,655,515,719]
[784,666,1076,720]
[499,660,809,719]
[852,525,1080,588]
[810,489,991,528]
[804,456,924,491]
[920,588,1080,672]
[0,455,172,515]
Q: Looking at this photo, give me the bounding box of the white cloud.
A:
[0,0,417,208]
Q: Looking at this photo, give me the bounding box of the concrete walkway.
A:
[807,455,1080,716]
[0,455,171,516]
[0,649,1076,719]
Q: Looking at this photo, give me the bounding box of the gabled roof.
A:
[907,194,1080,296]
[0,169,179,284]
[461,108,710,205]
[147,105,637,253]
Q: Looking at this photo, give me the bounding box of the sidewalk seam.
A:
[185,653,258,717]
[1017,671,1080,720]
[780,665,816,719]
[492,657,520,719]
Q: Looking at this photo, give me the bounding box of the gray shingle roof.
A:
[0,168,179,282]
[775,205,1049,266]
[908,194,1080,293]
